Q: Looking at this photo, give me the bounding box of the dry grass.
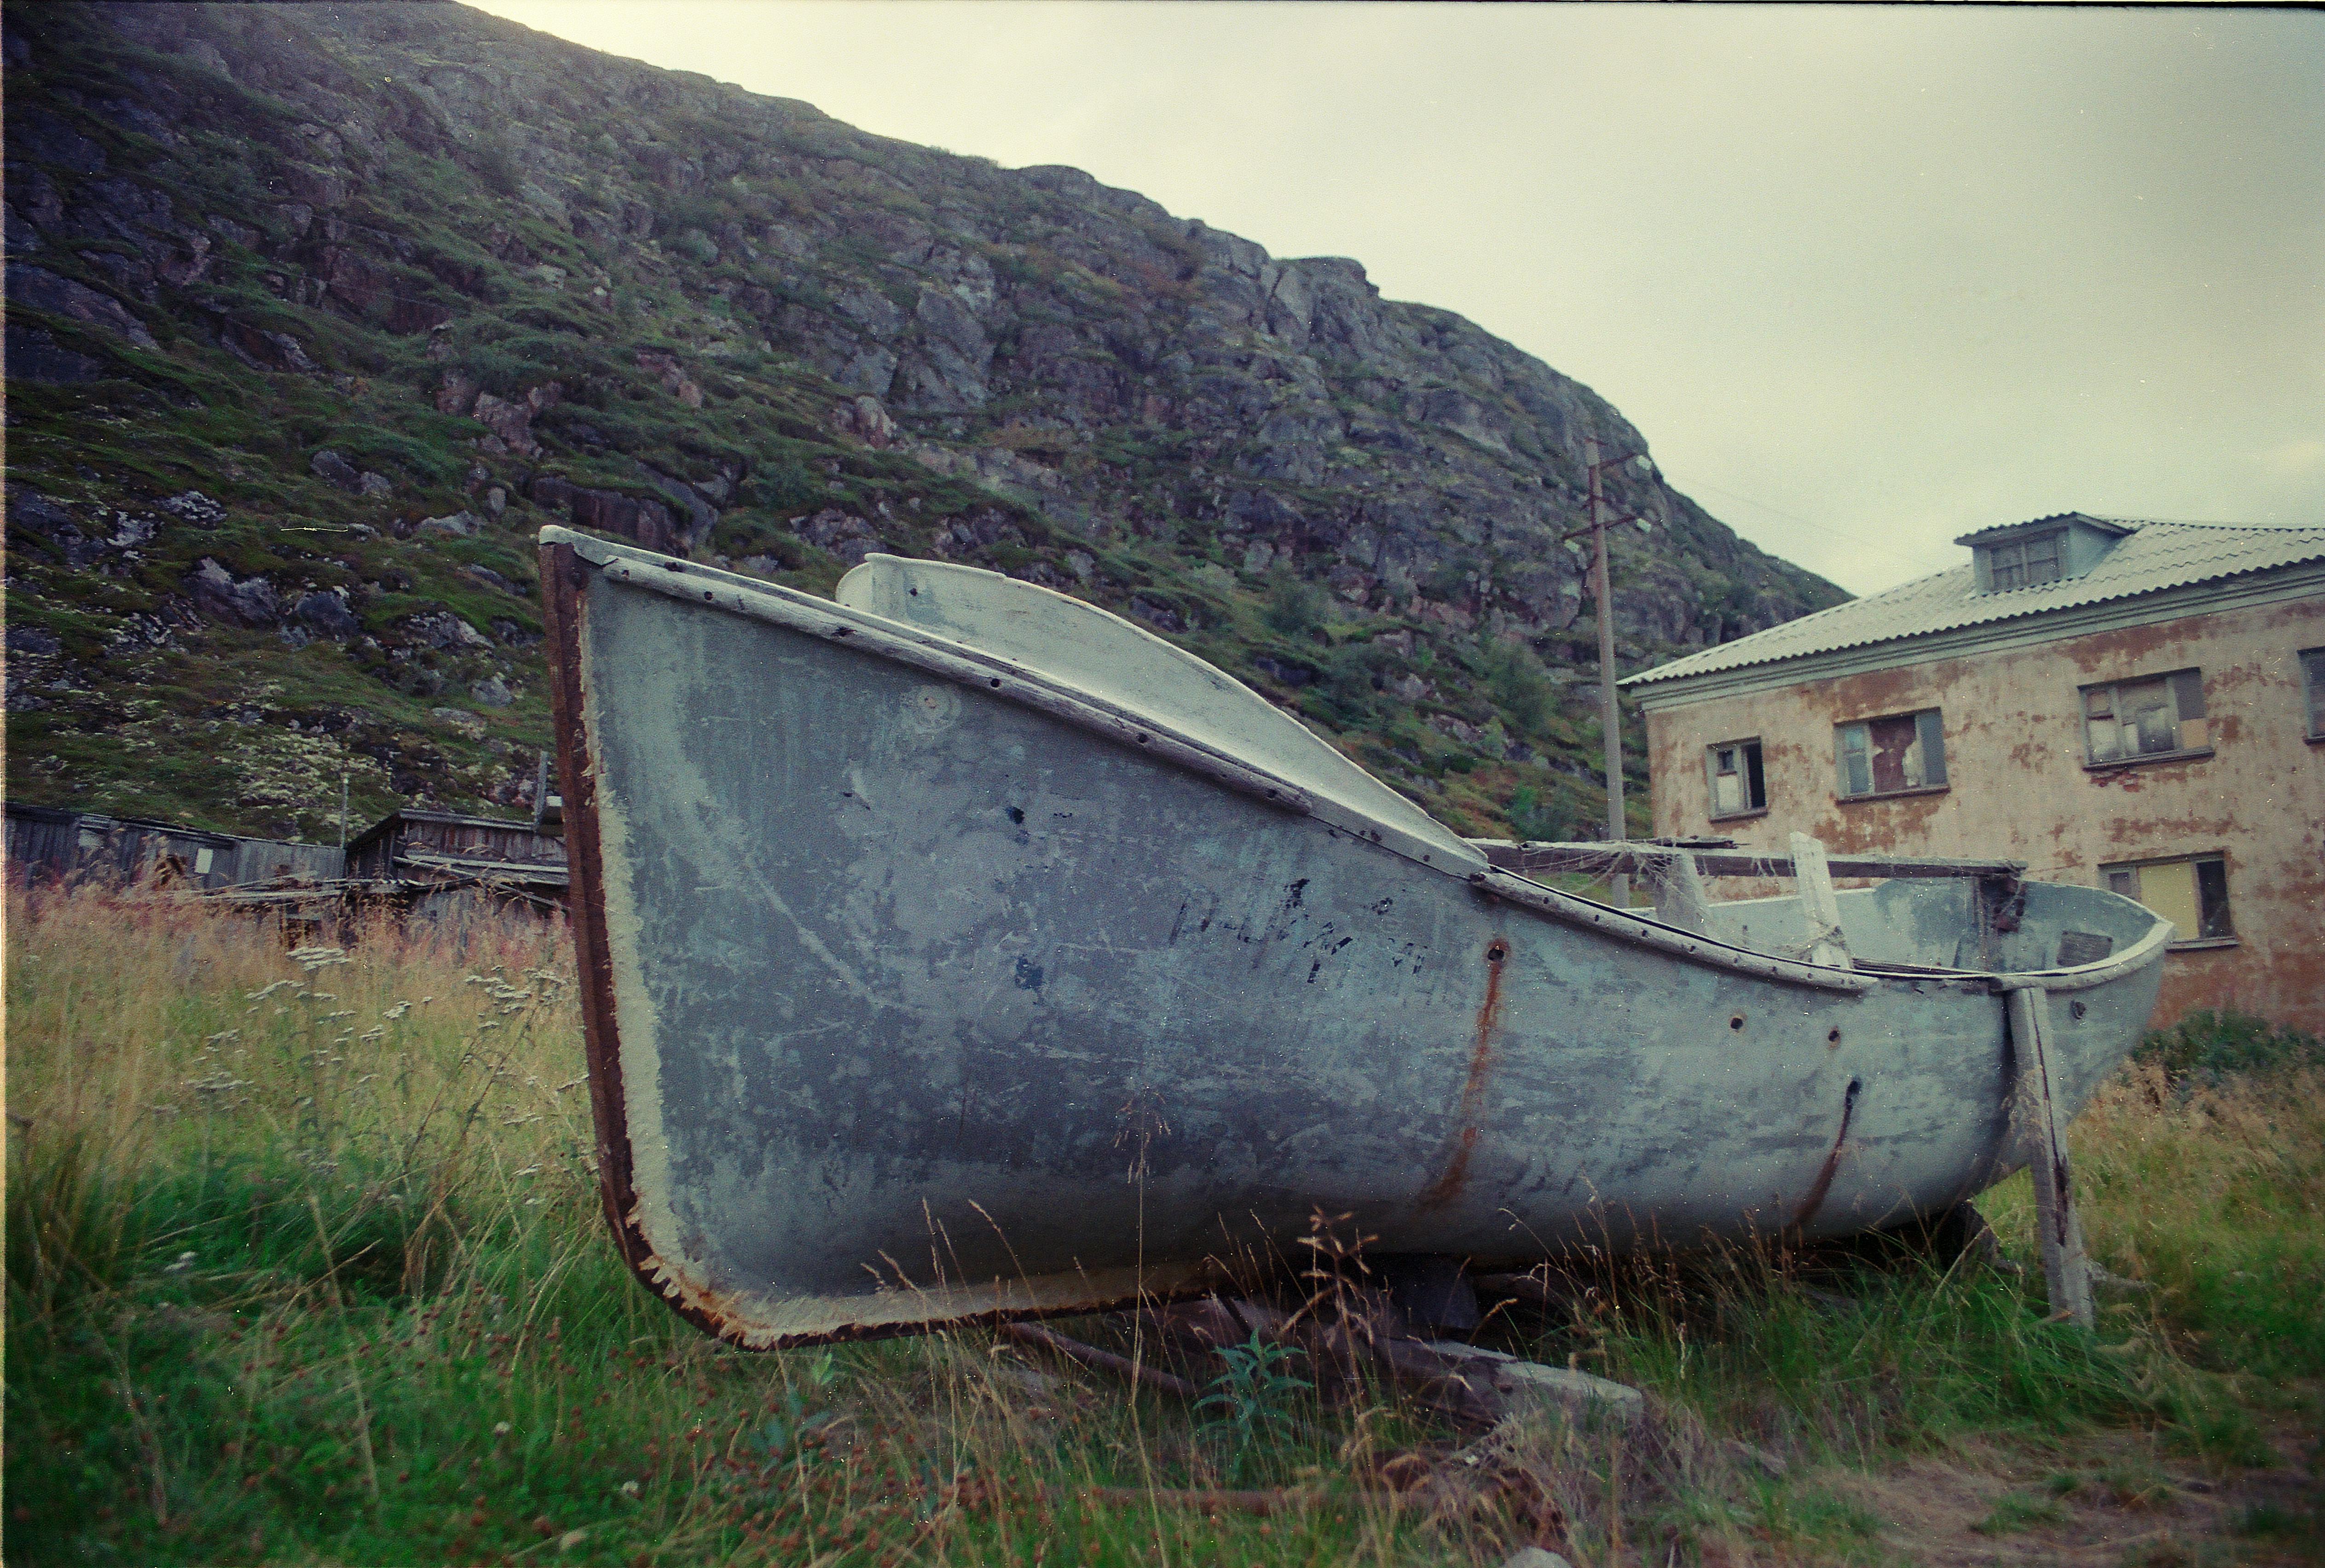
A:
[6,885,2319,1566]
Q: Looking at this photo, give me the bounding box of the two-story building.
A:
[1625,514,2325,1031]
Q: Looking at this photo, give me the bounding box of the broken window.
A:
[1835,709,1946,799]
[2082,669,2205,763]
[1985,532,2063,592]
[2101,854,2233,945]
[1705,738,1766,819]
[2303,647,2325,739]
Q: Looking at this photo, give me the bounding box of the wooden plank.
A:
[998,1320,1199,1401]
[1469,840,2023,882]
[1791,832,1851,969]
[2006,986,2094,1328]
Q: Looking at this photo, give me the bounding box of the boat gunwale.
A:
[547,525,2176,1001]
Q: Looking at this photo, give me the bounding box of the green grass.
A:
[8,888,2318,1565]
[1971,1491,2068,1534]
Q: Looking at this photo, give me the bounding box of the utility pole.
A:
[338,772,350,853]
[1563,435,1661,908]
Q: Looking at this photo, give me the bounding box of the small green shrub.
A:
[1260,568,1323,637]
[1192,1332,1309,1481]
[2135,1009,2324,1084]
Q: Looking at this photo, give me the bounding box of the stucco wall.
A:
[1641,595,2325,1032]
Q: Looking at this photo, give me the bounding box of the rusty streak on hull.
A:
[1786,1077,1863,1233]
[1417,936,1510,1209]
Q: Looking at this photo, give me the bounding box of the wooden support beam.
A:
[998,1321,1200,1401]
[1791,832,1851,969]
[1469,840,2024,883]
[1471,1269,1586,1315]
[2004,986,2094,1328]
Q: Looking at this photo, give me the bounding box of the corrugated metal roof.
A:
[1628,518,2325,687]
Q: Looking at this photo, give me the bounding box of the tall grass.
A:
[7,887,2313,1565]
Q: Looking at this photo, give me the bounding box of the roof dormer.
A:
[1955,513,2136,594]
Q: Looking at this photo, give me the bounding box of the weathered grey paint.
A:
[542,528,2168,1348]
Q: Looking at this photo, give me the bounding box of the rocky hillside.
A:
[3,0,1844,844]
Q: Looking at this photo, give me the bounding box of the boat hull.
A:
[542,535,2166,1347]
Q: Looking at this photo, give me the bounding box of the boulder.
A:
[1411,1340,1644,1428]
[212,316,317,373]
[418,510,481,538]
[279,163,349,208]
[634,349,702,408]
[469,392,541,456]
[469,674,514,707]
[183,558,280,627]
[6,491,81,544]
[435,370,480,416]
[310,449,364,493]
[404,610,492,651]
[839,346,898,397]
[830,394,897,449]
[529,475,679,554]
[5,264,157,349]
[158,491,226,525]
[429,705,488,740]
[633,461,718,549]
[790,507,884,565]
[293,589,359,640]
[1501,1551,1575,1568]
[6,324,106,384]
[15,108,107,175]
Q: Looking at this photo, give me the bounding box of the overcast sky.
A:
[469,1,2322,597]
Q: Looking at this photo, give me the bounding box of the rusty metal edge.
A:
[541,539,701,1332]
[541,538,1261,1349]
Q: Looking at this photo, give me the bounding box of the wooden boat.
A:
[538,525,2171,1347]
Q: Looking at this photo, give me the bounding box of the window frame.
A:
[1703,737,1768,822]
[2302,646,2325,743]
[2099,852,2236,949]
[1833,707,1949,802]
[2079,667,2211,771]
[1980,530,2065,593]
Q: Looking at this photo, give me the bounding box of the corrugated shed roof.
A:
[1628,518,2325,687]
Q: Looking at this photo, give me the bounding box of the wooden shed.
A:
[1,802,340,891]
[342,809,567,911]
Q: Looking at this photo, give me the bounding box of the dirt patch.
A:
[1822,1415,2319,1568]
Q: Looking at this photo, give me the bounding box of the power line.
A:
[1682,478,1955,574]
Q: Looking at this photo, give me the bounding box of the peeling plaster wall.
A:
[1642,595,2325,1032]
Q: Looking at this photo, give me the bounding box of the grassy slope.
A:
[8,893,2319,1566]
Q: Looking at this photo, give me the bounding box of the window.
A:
[2101,854,2234,945]
[2082,669,2206,765]
[1705,738,1766,819]
[193,846,214,875]
[1836,709,1947,799]
[2303,647,2325,740]
[1985,532,2062,592]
